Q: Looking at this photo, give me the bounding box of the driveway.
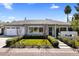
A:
[0,37,11,48]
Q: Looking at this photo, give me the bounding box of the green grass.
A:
[75,36,79,47]
[11,39,53,48]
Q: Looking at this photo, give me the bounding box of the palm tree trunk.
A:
[67,14,69,22]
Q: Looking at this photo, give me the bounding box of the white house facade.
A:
[0,19,72,37]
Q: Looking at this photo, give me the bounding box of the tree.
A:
[72,13,79,20]
[72,3,79,20]
[71,19,79,35]
[75,3,79,13]
[64,5,72,22]
[71,4,79,35]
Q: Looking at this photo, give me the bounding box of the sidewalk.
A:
[0,48,79,56]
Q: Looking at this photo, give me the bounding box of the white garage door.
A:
[5,29,17,36]
[4,27,25,36]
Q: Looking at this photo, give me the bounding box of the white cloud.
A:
[2,3,13,9]
[8,16,15,20]
[69,15,72,18]
[50,4,60,9]
[27,3,35,5]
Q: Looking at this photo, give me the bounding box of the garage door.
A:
[5,29,17,36]
[4,27,25,36]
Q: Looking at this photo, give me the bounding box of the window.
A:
[16,27,20,29]
[39,27,43,32]
[34,27,38,32]
[29,27,33,33]
[6,27,10,29]
[29,27,43,34]
[60,27,66,31]
[11,27,15,29]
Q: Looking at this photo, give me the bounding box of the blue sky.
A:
[0,3,77,22]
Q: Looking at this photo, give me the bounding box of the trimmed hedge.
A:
[5,37,22,47]
[48,36,59,48]
[22,35,48,39]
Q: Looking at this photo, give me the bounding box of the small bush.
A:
[75,39,79,48]
[48,36,59,48]
[10,41,26,48]
[52,41,59,48]
[68,40,75,48]
[63,38,69,44]
[6,37,22,47]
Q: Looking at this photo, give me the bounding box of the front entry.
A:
[48,27,52,36]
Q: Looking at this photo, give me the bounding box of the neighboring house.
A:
[0,19,72,37]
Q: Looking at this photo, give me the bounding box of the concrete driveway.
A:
[0,37,11,48]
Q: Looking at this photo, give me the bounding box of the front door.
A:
[48,27,52,36]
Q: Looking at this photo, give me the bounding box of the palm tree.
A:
[75,3,79,13]
[64,5,72,22]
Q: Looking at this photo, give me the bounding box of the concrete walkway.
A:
[58,40,71,49]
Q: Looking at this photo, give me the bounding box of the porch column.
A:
[59,26,60,32]
[66,27,68,31]
[55,24,57,38]
[25,25,28,35]
[43,25,48,36]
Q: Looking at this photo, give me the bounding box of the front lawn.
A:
[5,35,59,48]
[10,39,52,48]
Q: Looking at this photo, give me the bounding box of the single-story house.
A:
[0,19,72,37]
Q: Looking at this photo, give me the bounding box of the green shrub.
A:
[68,40,75,48]
[75,40,79,48]
[63,38,69,44]
[48,36,59,48]
[10,41,26,48]
[62,37,76,48]
[6,37,22,47]
[22,35,48,39]
[52,41,59,48]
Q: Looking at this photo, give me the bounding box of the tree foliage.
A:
[73,13,79,20]
[71,4,79,35]
[64,5,72,22]
[75,3,79,13]
[71,20,79,35]
[64,5,72,14]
